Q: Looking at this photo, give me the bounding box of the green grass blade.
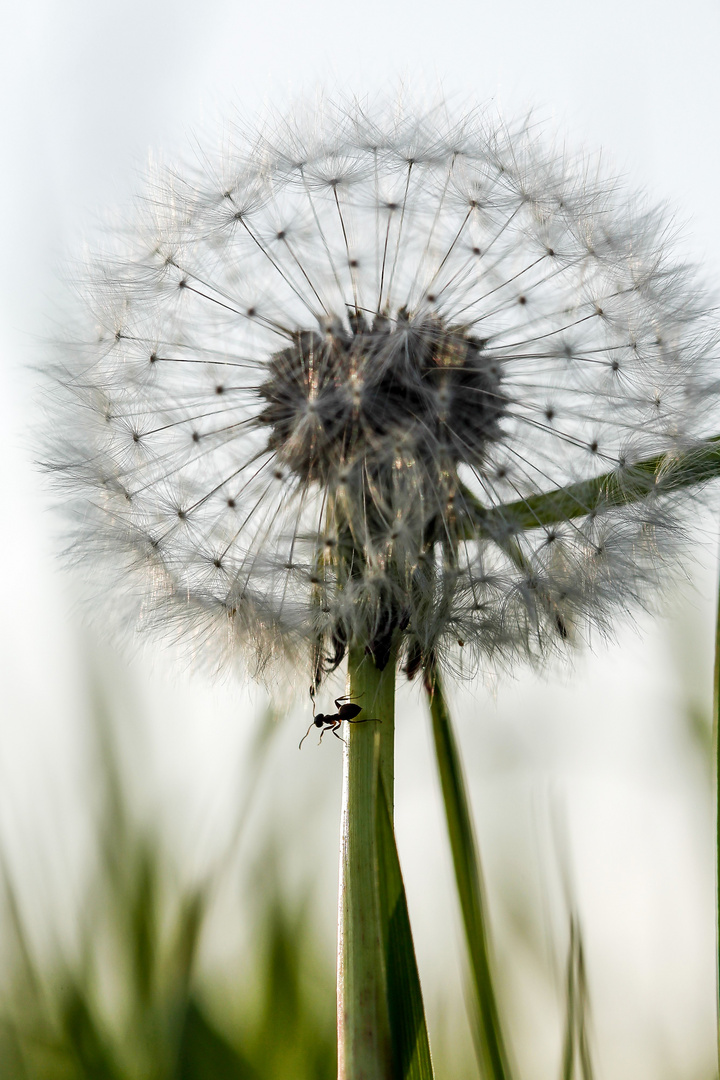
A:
[714,561,720,1076]
[560,915,595,1080]
[61,984,124,1080]
[375,774,435,1080]
[178,1000,256,1080]
[424,668,515,1080]
[458,435,720,537]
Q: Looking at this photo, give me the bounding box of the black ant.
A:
[298,695,380,749]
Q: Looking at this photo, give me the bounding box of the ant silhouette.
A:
[298,694,381,749]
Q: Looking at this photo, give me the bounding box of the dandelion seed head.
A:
[45,97,719,684]
[257,316,506,486]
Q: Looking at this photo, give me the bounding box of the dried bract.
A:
[45,100,718,682]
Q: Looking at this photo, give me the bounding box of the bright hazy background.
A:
[1,2,719,1077]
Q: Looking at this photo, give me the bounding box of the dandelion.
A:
[45,97,720,1080]
[47,101,717,687]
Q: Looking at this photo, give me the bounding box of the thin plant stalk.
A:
[714,560,720,1072]
[424,665,515,1080]
[560,915,595,1080]
[337,643,396,1080]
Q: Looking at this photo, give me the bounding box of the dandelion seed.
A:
[46,98,718,684]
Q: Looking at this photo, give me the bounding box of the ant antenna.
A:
[298,721,315,751]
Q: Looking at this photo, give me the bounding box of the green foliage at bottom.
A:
[0,694,335,1080]
[0,897,336,1080]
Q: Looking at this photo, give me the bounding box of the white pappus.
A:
[45,97,720,687]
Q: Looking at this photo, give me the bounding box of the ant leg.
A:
[331,724,347,745]
[344,717,381,724]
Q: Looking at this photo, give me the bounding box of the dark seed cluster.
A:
[257,314,507,485]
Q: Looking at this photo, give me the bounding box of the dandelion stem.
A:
[424,664,515,1080]
[337,644,396,1080]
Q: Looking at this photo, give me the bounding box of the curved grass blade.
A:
[461,434,720,537]
[424,667,515,1080]
[375,774,435,1080]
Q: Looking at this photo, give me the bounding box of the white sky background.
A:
[1,1,720,1077]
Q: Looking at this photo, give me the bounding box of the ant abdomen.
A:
[337,702,362,721]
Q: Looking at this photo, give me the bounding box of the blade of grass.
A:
[459,435,720,537]
[178,1000,257,1079]
[376,773,435,1080]
[714,559,720,1075]
[424,666,515,1080]
[61,984,124,1080]
[560,915,594,1080]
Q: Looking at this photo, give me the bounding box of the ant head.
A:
[314,714,326,727]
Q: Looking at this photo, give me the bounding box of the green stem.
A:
[714,561,720,1074]
[458,434,720,538]
[337,644,396,1080]
[424,665,515,1080]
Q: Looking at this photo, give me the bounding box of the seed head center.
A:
[257,314,507,485]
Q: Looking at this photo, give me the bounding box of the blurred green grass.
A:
[0,686,337,1080]
[1,594,715,1080]
[1,869,336,1080]
[0,674,595,1080]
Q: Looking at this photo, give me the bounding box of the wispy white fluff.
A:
[44,97,719,684]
